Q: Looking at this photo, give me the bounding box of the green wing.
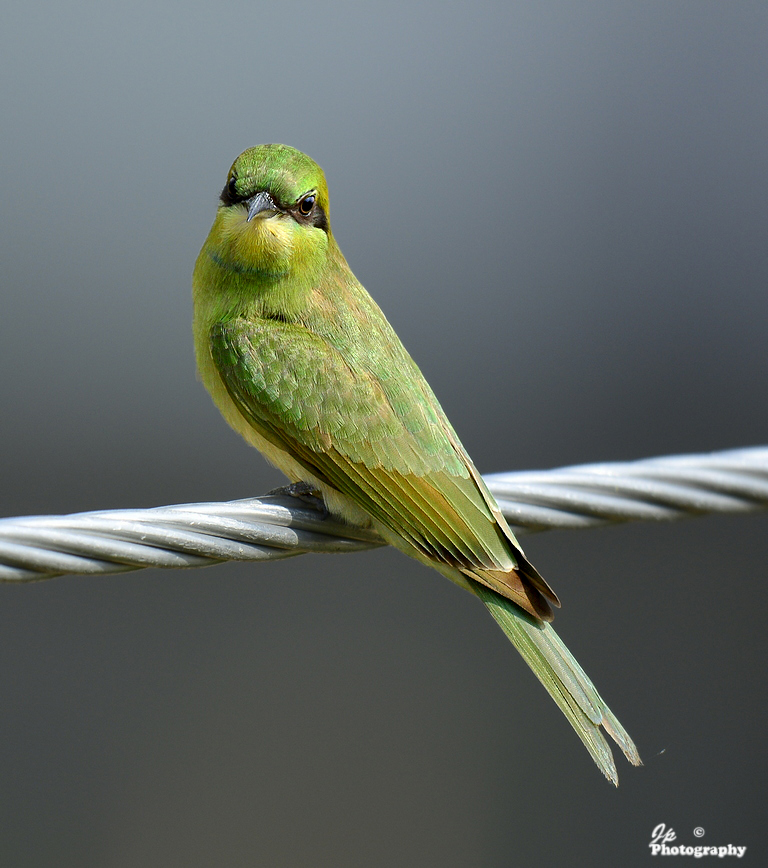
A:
[210,316,557,618]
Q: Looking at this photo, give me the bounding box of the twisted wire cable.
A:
[1,446,766,583]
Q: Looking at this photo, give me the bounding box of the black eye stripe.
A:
[220,176,247,206]
[218,181,328,233]
[310,204,328,232]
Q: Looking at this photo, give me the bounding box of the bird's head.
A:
[209,144,332,281]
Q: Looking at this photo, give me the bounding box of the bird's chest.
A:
[197,341,371,527]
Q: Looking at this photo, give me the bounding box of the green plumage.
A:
[193,144,641,782]
[211,316,515,572]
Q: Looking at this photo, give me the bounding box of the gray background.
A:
[1,1,766,865]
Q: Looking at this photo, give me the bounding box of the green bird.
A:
[193,144,641,783]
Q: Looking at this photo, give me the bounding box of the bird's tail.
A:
[474,582,641,784]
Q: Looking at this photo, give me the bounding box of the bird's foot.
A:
[266,481,329,517]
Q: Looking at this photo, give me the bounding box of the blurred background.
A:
[1,1,766,865]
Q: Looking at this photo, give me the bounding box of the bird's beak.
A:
[246,191,280,222]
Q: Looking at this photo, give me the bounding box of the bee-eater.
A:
[193,144,640,782]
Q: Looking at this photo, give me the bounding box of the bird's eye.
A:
[220,175,242,205]
[297,194,315,216]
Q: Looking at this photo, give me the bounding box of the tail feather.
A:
[463,553,561,623]
[474,583,641,784]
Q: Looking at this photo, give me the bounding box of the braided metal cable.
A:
[1,446,766,583]
[485,445,768,531]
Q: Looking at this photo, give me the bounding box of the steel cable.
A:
[1,446,766,582]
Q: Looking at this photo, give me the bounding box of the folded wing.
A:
[210,316,559,620]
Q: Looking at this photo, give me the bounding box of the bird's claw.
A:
[266,482,329,517]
